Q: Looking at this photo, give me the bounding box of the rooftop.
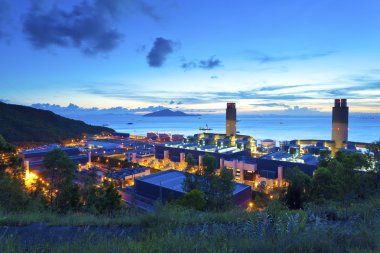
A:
[106,168,148,179]
[162,142,243,154]
[20,145,78,155]
[136,169,251,194]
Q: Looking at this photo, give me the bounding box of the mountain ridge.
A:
[0,102,114,144]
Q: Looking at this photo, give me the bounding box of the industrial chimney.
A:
[226,103,236,136]
[331,99,349,150]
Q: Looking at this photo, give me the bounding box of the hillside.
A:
[0,102,114,144]
[144,109,200,117]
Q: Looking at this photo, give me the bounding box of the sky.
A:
[0,0,380,114]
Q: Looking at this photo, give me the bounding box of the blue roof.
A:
[106,168,148,179]
[21,145,78,155]
[225,156,257,164]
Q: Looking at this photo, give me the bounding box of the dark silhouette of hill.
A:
[143,109,200,117]
[0,102,114,144]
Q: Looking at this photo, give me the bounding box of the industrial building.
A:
[103,168,150,188]
[155,141,251,168]
[221,153,317,187]
[226,103,237,136]
[134,169,252,206]
[126,149,155,164]
[20,145,87,170]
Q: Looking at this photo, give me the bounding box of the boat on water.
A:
[199,124,213,131]
[127,122,134,125]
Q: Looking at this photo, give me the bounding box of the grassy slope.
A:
[0,102,114,144]
[1,198,380,252]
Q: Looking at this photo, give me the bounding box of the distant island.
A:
[143,109,201,117]
[0,102,114,144]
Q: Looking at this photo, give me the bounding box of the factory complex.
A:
[17,99,372,210]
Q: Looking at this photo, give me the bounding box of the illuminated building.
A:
[332,99,349,150]
[226,103,236,136]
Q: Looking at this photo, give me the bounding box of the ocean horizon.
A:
[66,113,380,143]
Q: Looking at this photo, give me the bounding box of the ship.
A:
[199,124,213,131]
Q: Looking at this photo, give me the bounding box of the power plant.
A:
[331,98,349,150]
[226,103,237,136]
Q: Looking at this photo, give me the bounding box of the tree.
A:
[185,153,196,171]
[102,183,122,214]
[86,182,121,214]
[311,167,335,200]
[55,183,81,213]
[0,175,31,212]
[367,139,380,170]
[284,167,311,209]
[0,135,18,177]
[0,135,15,153]
[182,154,235,211]
[202,154,217,176]
[215,167,235,210]
[182,171,199,192]
[179,189,206,211]
[43,149,76,206]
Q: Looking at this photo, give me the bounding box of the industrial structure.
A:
[134,169,252,206]
[226,103,237,136]
[332,98,349,150]
[20,145,88,170]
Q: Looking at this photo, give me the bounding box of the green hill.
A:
[0,102,114,144]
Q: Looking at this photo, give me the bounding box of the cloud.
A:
[250,102,291,108]
[146,37,176,67]
[246,50,336,63]
[168,99,183,105]
[136,0,162,22]
[182,56,222,70]
[258,85,307,91]
[320,76,380,99]
[22,0,163,55]
[181,61,197,70]
[32,103,169,116]
[0,1,11,41]
[80,84,312,105]
[199,56,222,69]
[283,106,323,115]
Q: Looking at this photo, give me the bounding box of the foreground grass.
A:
[1,197,380,252]
[1,222,379,253]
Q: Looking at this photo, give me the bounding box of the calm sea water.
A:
[72,114,380,143]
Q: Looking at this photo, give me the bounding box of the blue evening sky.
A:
[0,0,379,114]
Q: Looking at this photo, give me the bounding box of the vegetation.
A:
[283,149,380,210]
[0,136,121,216]
[182,154,235,211]
[367,139,380,169]
[1,198,380,252]
[1,135,380,252]
[0,102,114,144]
[185,153,196,170]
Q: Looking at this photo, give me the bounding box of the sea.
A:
[73,114,380,143]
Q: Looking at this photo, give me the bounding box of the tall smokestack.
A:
[226,103,236,136]
[332,98,349,150]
